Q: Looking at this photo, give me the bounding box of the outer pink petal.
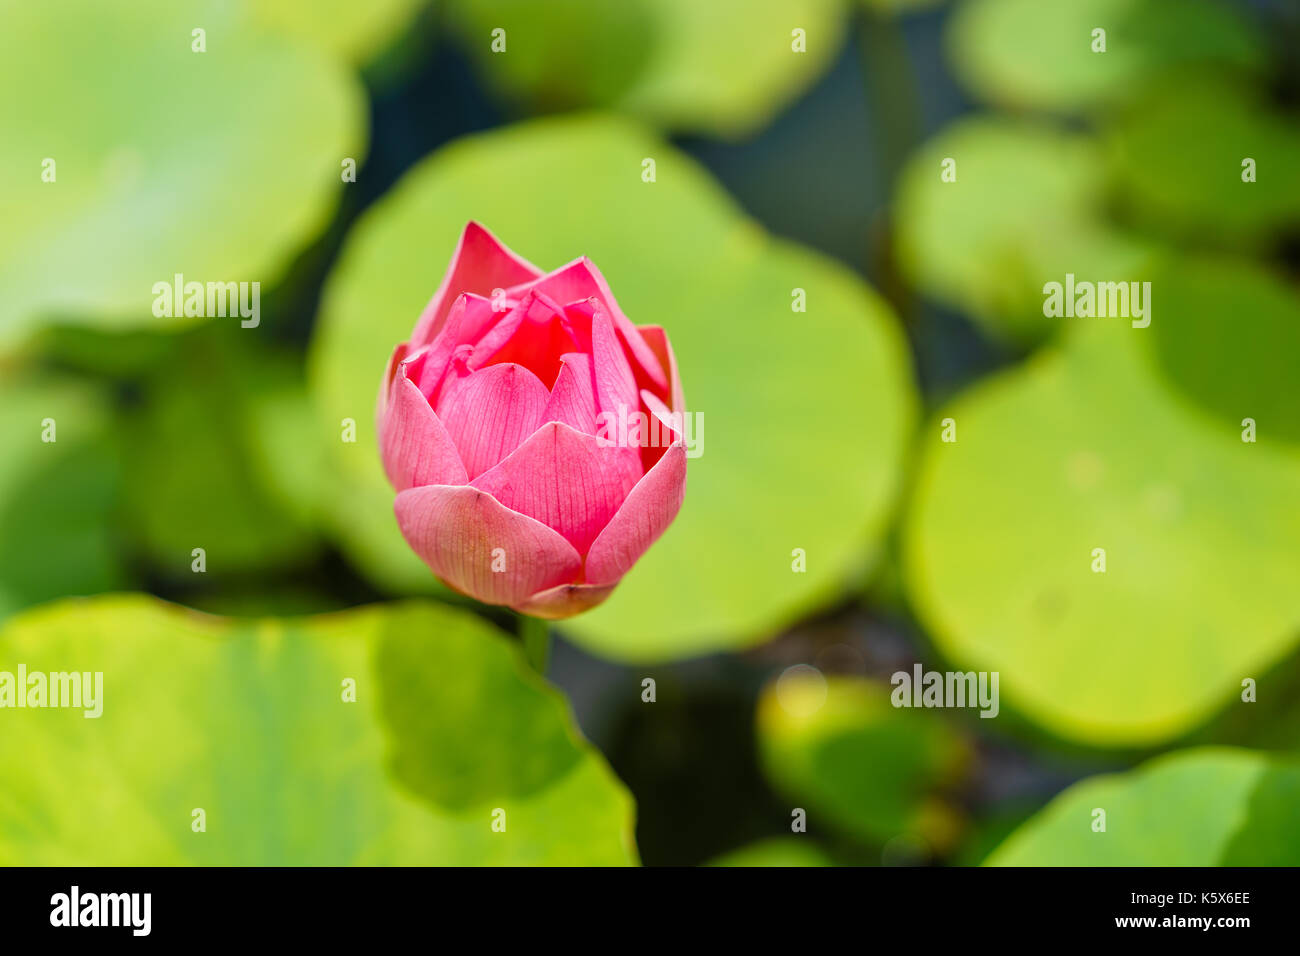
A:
[542,353,597,434]
[641,389,683,445]
[513,582,616,620]
[470,421,641,556]
[395,485,582,606]
[380,377,469,492]
[410,222,543,347]
[514,257,669,394]
[436,362,550,480]
[634,387,676,473]
[637,325,686,413]
[584,443,687,587]
[376,340,410,432]
[377,342,430,444]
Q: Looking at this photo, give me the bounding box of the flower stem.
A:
[519,615,552,675]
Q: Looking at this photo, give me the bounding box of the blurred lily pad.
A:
[987,748,1300,865]
[26,325,177,379]
[375,617,585,809]
[446,0,847,138]
[0,377,123,621]
[1144,256,1300,447]
[309,114,915,660]
[904,321,1300,745]
[894,117,1151,344]
[757,673,967,850]
[252,0,429,65]
[860,0,945,13]
[0,0,364,347]
[0,595,636,865]
[242,353,334,531]
[1107,79,1300,245]
[121,329,322,575]
[707,837,834,867]
[948,0,1265,114]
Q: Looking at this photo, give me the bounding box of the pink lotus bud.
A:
[378,222,688,619]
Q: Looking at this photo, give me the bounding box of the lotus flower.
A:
[378,223,688,619]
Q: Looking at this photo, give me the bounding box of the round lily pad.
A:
[252,0,429,65]
[119,329,322,575]
[757,673,967,849]
[707,837,833,867]
[0,0,364,348]
[987,748,1300,865]
[1143,256,1300,447]
[860,0,946,13]
[446,0,848,138]
[0,595,636,865]
[1106,79,1300,245]
[948,0,1265,114]
[0,376,124,621]
[894,117,1151,344]
[904,320,1300,745]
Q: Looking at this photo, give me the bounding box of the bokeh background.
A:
[2,0,1298,866]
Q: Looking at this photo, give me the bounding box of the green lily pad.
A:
[0,377,124,621]
[756,673,967,849]
[987,748,1300,865]
[120,329,322,575]
[252,0,429,65]
[1106,79,1300,245]
[1218,756,1300,866]
[374,617,585,809]
[948,0,1265,114]
[860,0,945,13]
[26,325,178,379]
[1144,256,1300,447]
[446,0,848,137]
[904,320,1300,745]
[0,0,364,348]
[0,595,636,865]
[707,837,834,867]
[894,117,1151,344]
[309,114,915,660]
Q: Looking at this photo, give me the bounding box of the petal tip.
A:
[513,581,617,619]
